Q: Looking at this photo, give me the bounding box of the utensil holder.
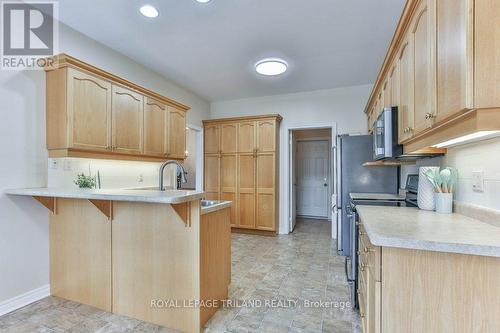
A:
[435,192,453,214]
[418,166,438,210]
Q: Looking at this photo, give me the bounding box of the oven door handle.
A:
[345,256,354,282]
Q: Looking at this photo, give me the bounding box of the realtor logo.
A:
[1,1,58,70]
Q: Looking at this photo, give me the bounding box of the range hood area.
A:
[365,108,500,166]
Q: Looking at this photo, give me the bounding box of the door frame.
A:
[187,124,203,192]
[295,137,332,220]
[282,122,337,237]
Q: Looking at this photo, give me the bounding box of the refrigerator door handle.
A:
[345,256,353,282]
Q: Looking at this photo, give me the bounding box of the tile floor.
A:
[0,218,360,333]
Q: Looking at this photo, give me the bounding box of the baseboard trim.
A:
[0,284,50,316]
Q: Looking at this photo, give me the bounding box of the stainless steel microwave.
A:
[372,107,403,160]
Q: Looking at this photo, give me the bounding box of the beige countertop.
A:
[356,205,500,257]
[200,200,232,215]
[350,192,406,201]
[5,187,204,204]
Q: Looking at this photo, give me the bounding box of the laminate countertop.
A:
[200,201,232,215]
[350,192,406,201]
[5,187,204,204]
[356,205,500,257]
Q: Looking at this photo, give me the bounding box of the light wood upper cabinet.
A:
[66,68,112,151]
[474,0,500,109]
[168,107,187,159]
[238,122,256,153]
[257,120,276,153]
[435,0,472,123]
[398,38,414,143]
[364,0,500,153]
[204,124,220,154]
[383,79,391,108]
[220,123,238,154]
[410,0,436,134]
[143,97,168,157]
[111,85,144,155]
[45,54,189,162]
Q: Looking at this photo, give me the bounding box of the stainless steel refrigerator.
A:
[336,134,398,256]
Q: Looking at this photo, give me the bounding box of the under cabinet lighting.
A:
[432,131,500,148]
[140,5,159,18]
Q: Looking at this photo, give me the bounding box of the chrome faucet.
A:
[159,160,187,191]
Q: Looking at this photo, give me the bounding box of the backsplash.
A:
[444,137,500,211]
[400,137,500,212]
[47,158,176,190]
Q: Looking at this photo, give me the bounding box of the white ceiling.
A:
[56,0,406,101]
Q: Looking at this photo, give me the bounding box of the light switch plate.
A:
[63,159,72,171]
[472,171,484,192]
[49,159,58,170]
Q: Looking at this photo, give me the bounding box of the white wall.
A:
[211,85,372,135]
[443,137,500,211]
[211,85,373,234]
[0,23,210,306]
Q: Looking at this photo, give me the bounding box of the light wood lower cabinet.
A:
[46,54,189,162]
[204,154,220,200]
[50,198,231,333]
[238,153,256,229]
[220,154,238,227]
[256,153,276,231]
[50,198,112,311]
[357,221,500,333]
[203,115,281,233]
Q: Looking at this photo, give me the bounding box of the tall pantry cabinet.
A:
[203,115,282,234]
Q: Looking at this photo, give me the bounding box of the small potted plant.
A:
[424,167,458,213]
[74,173,97,189]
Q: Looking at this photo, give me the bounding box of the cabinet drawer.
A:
[358,223,382,281]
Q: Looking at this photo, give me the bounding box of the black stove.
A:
[346,174,419,309]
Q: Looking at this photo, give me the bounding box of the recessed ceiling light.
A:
[140,5,159,18]
[195,0,212,3]
[255,58,288,76]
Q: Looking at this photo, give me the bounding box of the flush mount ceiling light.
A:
[255,58,288,76]
[140,5,159,18]
[195,0,212,3]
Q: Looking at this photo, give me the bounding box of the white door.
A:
[296,140,330,218]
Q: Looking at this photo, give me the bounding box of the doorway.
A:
[181,124,203,191]
[289,128,333,232]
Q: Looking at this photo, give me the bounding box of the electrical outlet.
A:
[63,159,72,171]
[138,174,144,183]
[49,159,58,170]
[472,171,484,192]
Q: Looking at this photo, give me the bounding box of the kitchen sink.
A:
[201,200,222,207]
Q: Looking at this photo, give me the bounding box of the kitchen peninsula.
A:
[6,188,231,333]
